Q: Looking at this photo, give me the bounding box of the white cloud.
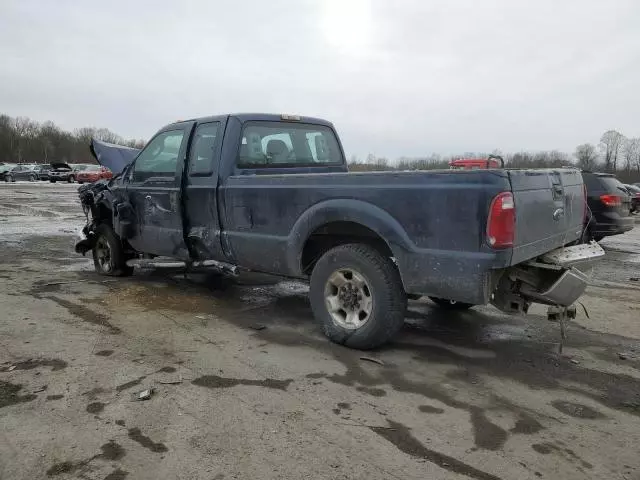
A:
[1,0,639,159]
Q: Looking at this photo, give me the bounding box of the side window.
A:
[188,122,220,176]
[133,129,185,181]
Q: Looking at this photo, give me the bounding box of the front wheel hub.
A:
[324,269,373,329]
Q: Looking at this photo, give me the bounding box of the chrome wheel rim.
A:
[95,236,112,273]
[324,269,373,329]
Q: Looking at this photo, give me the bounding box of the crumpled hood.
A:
[89,138,140,175]
[50,162,71,170]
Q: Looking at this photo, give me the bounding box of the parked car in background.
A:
[623,184,640,213]
[0,163,17,181]
[582,172,634,241]
[2,164,40,182]
[72,164,93,174]
[49,162,76,183]
[32,164,52,180]
[76,164,112,184]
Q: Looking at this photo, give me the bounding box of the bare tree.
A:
[0,113,146,164]
[599,130,625,172]
[574,143,598,170]
[622,137,640,174]
[621,137,640,173]
[11,116,40,162]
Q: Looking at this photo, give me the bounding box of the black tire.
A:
[428,296,474,310]
[67,175,75,183]
[78,181,84,184]
[3,175,10,183]
[309,243,406,350]
[92,224,134,277]
[50,179,56,183]
[29,174,37,182]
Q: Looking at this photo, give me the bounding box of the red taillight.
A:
[600,194,621,207]
[487,191,515,248]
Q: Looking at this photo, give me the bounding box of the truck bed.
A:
[221,167,584,304]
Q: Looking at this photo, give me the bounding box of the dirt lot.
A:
[1,182,639,480]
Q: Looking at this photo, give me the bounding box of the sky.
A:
[1,0,639,159]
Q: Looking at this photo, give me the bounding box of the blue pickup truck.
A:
[76,113,602,349]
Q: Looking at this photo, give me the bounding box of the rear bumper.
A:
[520,268,589,306]
[592,217,634,236]
[493,242,604,311]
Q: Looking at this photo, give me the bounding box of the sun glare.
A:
[320,0,373,57]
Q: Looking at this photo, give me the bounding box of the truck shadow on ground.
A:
[102,269,640,425]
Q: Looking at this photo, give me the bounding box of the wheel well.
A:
[301,221,393,274]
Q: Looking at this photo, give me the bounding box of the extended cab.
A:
[76,114,603,349]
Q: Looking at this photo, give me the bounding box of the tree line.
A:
[349,129,640,184]
[1,113,639,183]
[0,113,145,165]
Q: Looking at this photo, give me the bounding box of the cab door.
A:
[183,120,227,261]
[125,124,193,259]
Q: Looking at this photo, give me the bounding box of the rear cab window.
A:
[237,121,343,168]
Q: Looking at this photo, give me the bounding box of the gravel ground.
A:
[1,182,640,480]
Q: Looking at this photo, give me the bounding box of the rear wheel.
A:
[309,243,406,350]
[3,175,10,183]
[28,174,37,181]
[50,179,56,183]
[67,175,75,183]
[428,296,474,310]
[78,181,84,184]
[92,224,134,277]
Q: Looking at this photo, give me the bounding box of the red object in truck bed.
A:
[450,158,500,169]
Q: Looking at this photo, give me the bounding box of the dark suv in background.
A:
[582,171,634,241]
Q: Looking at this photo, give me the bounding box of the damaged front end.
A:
[491,241,605,314]
[74,180,112,255]
[75,138,141,256]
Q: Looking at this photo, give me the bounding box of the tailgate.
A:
[508,169,584,265]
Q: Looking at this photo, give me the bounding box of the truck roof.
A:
[167,113,335,129]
